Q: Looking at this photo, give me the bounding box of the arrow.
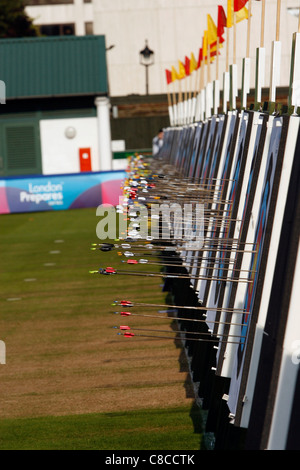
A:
[117,331,242,344]
[90,266,253,283]
[121,258,256,274]
[92,243,256,255]
[117,251,238,265]
[112,300,247,314]
[113,311,248,327]
[113,325,246,338]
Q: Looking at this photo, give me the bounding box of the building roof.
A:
[0,35,108,100]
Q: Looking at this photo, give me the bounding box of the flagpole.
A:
[207,44,211,84]
[167,85,173,126]
[206,42,212,118]
[276,0,281,42]
[226,22,229,74]
[255,0,266,109]
[242,0,252,109]
[246,0,251,59]
[189,77,192,124]
[223,6,230,113]
[178,75,183,125]
[233,12,236,66]
[269,0,282,111]
[261,0,265,48]
[288,4,300,111]
[200,54,205,121]
[216,37,220,81]
[195,51,203,121]
[230,3,238,110]
[214,36,220,115]
[184,66,188,124]
[193,65,199,99]
[191,65,198,122]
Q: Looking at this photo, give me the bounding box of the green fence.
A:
[113,149,152,159]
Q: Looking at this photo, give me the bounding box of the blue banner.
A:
[0,171,125,214]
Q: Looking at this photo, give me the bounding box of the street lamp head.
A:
[139,40,154,66]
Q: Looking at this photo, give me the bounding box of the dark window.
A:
[40,23,75,36]
[24,1,74,5]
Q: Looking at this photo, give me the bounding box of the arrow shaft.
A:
[115,312,246,327]
[118,326,246,338]
[124,260,255,274]
[102,269,253,283]
[101,243,256,254]
[113,301,247,314]
[119,332,241,344]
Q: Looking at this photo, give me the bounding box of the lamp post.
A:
[139,40,154,95]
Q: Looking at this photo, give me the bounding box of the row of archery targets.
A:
[93,1,300,451]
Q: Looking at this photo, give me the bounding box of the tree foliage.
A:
[0,0,40,38]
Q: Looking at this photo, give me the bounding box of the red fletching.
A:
[124,332,135,338]
[120,325,130,330]
[105,267,116,273]
[127,259,138,264]
[120,311,131,316]
[120,301,133,306]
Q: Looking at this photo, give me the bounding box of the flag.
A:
[227,0,248,26]
[178,60,186,79]
[207,14,218,45]
[165,69,172,85]
[202,31,219,63]
[234,0,248,11]
[202,31,208,60]
[210,50,219,59]
[190,52,198,73]
[236,6,249,22]
[184,56,191,76]
[218,5,227,38]
[171,66,179,81]
[197,48,203,69]
[210,36,225,49]
[227,0,233,27]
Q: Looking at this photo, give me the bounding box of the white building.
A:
[26,0,300,99]
[25,0,94,36]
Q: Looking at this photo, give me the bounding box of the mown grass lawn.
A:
[0,405,202,450]
[0,208,203,450]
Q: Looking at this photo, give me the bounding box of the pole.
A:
[145,64,149,95]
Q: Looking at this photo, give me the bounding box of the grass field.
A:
[0,208,203,450]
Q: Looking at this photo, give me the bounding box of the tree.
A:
[0,0,40,38]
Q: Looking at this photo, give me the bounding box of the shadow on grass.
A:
[161,289,206,451]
